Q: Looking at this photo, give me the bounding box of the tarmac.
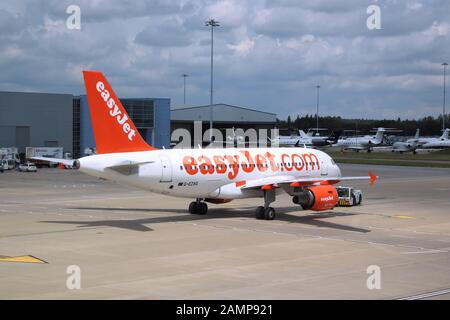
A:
[1,164,450,299]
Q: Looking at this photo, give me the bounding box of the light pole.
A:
[316,85,320,133]
[181,74,189,105]
[205,19,220,141]
[442,62,448,132]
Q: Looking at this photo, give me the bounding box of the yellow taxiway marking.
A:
[0,255,48,264]
[392,215,416,219]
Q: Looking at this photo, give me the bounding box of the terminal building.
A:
[0,91,171,159]
[0,91,74,155]
[1,91,277,158]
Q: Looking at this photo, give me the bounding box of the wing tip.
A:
[368,171,378,185]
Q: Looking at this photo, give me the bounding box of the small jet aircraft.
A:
[33,71,377,220]
[392,129,419,154]
[422,128,450,149]
[408,128,449,147]
[336,128,386,152]
[271,130,338,148]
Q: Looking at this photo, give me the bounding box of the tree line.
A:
[276,114,450,137]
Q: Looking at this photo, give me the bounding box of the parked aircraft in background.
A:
[299,130,340,146]
[392,129,419,154]
[422,128,450,149]
[32,71,377,221]
[408,128,449,146]
[271,130,338,148]
[336,128,386,152]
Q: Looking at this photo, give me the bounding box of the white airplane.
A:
[271,130,337,148]
[392,129,419,154]
[336,128,386,152]
[422,128,450,149]
[33,71,377,220]
[299,130,339,147]
[407,128,448,146]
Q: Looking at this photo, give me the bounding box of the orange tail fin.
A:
[82,70,156,154]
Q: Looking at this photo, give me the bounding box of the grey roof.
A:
[171,103,276,123]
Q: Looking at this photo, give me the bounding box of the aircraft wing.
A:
[239,172,377,190]
[239,175,295,189]
[30,156,76,166]
[343,146,368,150]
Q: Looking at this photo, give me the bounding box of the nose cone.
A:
[328,158,341,177]
[334,164,342,177]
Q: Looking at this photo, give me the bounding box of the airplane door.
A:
[321,160,328,175]
[159,155,172,182]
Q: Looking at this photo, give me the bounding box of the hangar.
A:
[171,103,277,147]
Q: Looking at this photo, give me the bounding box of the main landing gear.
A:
[255,189,276,220]
[189,199,208,215]
[189,190,277,220]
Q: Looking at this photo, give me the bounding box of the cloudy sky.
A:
[0,0,449,119]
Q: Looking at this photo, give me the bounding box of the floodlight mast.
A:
[181,74,189,105]
[316,85,320,133]
[205,19,220,142]
[442,62,448,132]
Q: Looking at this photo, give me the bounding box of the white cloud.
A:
[0,0,449,119]
[205,0,248,27]
[227,38,255,56]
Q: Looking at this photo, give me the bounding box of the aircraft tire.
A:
[189,201,208,214]
[199,202,208,215]
[264,207,275,220]
[255,206,265,219]
[351,195,356,206]
[188,201,197,214]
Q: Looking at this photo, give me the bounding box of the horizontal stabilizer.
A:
[30,157,76,167]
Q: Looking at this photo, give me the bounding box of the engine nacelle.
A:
[292,185,338,211]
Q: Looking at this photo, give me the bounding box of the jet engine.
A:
[292,185,338,211]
